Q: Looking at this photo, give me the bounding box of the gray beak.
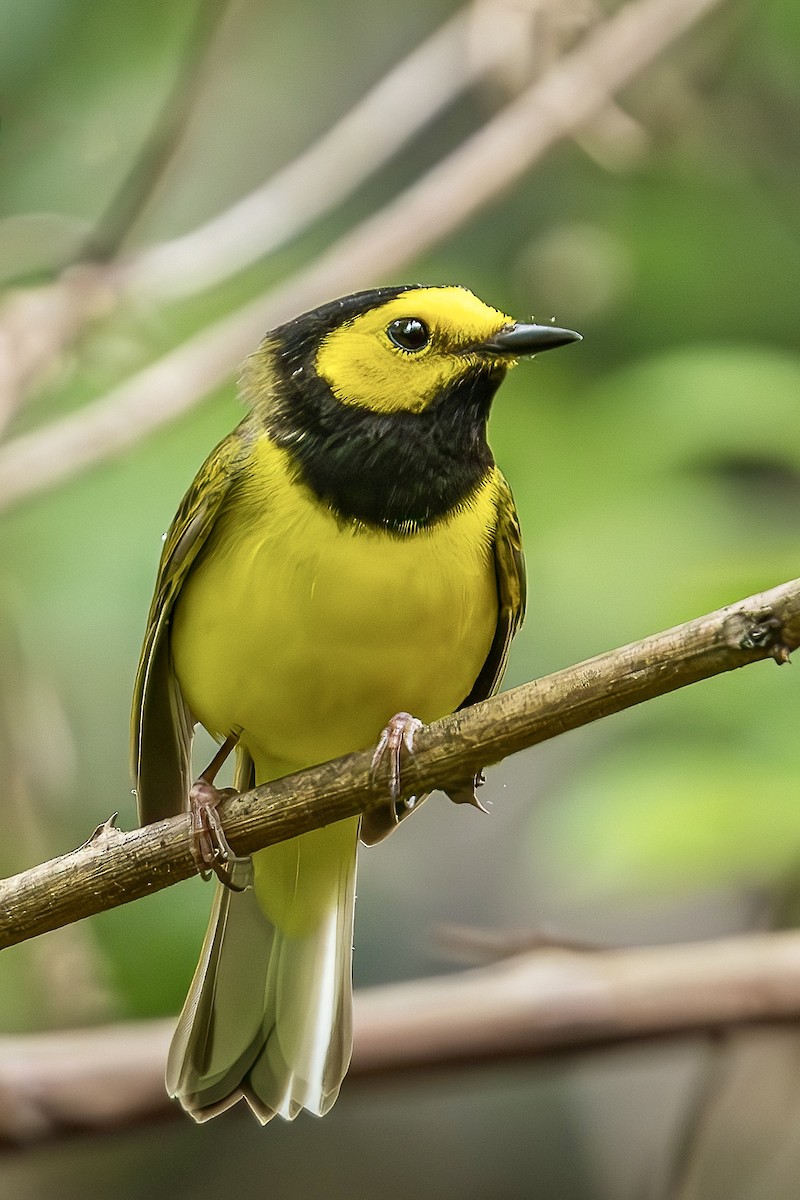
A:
[480,322,582,357]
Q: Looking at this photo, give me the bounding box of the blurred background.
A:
[0,0,799,1196]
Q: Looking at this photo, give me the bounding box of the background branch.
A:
[123,3,535,302]
[77,0,236,264]
[0,576,797,951]
[0,0,723,515]
[0,0,534,434]
[3,928,800,1145]
[0,0,238,440]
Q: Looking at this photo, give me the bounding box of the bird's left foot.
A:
[189,778,240,883]
[189,735,250,891]
[370,711,424,804]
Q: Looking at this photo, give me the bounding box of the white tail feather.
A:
[167,818,358,1123]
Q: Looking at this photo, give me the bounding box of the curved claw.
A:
[189,779,249,891]
[370,711,424,803]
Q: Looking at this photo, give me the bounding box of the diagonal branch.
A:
[0,0,725,515]
[0,576,797,951]
[0,0,532,435]
[0,0,239,440]
[78,0,238,264]
[124,2,533,302]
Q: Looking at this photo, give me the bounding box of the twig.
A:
[78,0,237,263]
[0,1,526,432]
[0,576,796,950]
[4,928,800,1144]
[124,3,530,301]
[0,266,116,441]
[0,1,238,439]
[669,1027,800,1200]
[0,0,725,515]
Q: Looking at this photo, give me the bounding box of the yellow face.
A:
[314,286,514,414]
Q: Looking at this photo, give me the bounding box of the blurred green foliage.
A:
[1,0,799,1195]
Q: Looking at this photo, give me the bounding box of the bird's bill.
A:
[479,322,582,357]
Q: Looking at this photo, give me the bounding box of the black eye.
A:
[386,317,430,352]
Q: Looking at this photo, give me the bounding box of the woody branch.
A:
[0,575,797,950]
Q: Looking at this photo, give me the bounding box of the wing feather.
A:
[131,429,247,825]
[460,469,526,708]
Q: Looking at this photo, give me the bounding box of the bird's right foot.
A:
[370,711,424,803]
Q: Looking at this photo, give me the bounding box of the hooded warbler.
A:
[131,284,580,1124]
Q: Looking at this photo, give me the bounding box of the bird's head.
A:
[247,284,579,414]
[243,285,580,531]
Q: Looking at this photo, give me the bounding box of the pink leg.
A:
[189,735,247,890]
[370,711,424,803]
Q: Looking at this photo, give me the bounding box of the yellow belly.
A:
[171,436,499,783]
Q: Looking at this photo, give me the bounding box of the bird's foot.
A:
[370,711,424,805]
[189,778,248,891]
[362,719,487,846]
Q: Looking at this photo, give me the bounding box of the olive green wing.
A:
[360,470,526,845]
[460,469,526,709]
[131,430,245,826]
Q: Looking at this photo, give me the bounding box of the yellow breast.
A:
[171,435,499,783]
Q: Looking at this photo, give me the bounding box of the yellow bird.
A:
[131,285,579,1123]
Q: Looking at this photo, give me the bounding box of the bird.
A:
[131,284,580,1124]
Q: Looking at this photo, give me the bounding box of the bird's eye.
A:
[386,318,430,352]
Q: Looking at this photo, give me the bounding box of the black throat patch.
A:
[264,359,502,533]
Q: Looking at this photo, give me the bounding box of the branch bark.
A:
[0,577,797,950]
[4,928,800,1144]
[0,0,725,515]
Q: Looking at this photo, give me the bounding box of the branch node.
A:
[733,610,784,653]
[81,812,120,850]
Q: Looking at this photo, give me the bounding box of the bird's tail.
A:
[166,758,358,1123]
